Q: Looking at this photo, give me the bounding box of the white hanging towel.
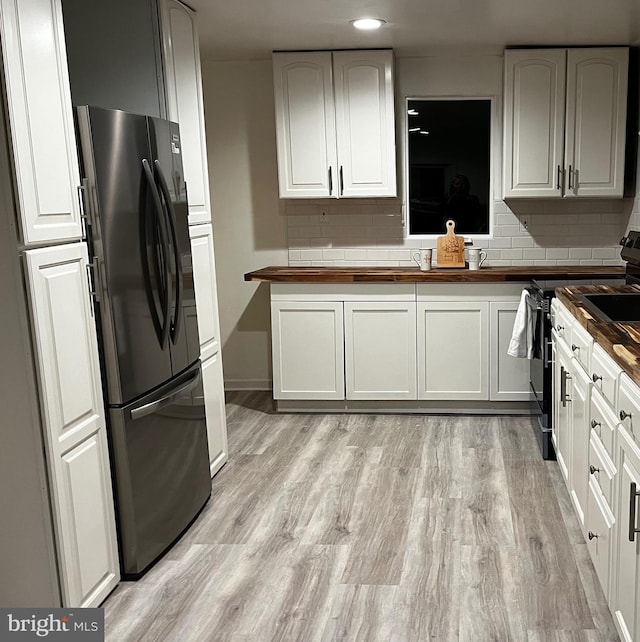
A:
[507,289,534,359]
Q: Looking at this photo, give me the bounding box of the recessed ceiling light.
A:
[350,18,386,31]
[409,127,420,132]
[420,130,430,135]
[407,108,419,116]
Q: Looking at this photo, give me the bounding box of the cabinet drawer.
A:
[553,301,573,342]
[569,321,593,372]
[618,373,640,444]
[590,387,617,460]
[588,431,615,507]
[590,343,621,408]
[586,478,614,598]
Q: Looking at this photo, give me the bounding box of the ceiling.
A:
[189,0,640,62]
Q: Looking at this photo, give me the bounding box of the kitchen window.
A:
[406,97,493,237]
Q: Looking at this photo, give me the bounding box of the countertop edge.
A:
[244,265,625,283]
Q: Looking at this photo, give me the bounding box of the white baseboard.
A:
[224,378,272,391]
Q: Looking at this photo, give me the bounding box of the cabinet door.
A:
[611,425,640,642]
[271,301,344,399]
[564,48,628,198]
[199,352,228,477]
[24,243,119,607]
[189,223,221,362]
[333,50,397,198]
[586,479,615,600]
[555,337,573,483]
[344,302,416,400]
[570,360,591,527]
[503,49,566,198]
[417,301,488,400]
[273,52,337,198]
[160,0,212,225]
[489,301,531,401]
[0,0,83,243]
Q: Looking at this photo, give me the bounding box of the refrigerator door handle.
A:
[153,160,183,345]
[142,159,172,349]
[130,366,201,421]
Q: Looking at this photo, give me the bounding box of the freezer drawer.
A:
[108,363,210,577]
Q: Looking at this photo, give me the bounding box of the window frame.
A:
[404,95,496,241]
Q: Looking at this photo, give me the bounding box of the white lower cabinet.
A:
[417,300,489,401]
[586,476,615,598]
[570,358,592,527]
[554,333,573,483]
[200,351,228,476]
[271,300,345,400]
[188,223,228,475]
[489,300,531,401]
[24,242,119,607]
[344,301,416,400]
[611,425,640,642]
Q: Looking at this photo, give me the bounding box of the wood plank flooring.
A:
[103,392,620,641]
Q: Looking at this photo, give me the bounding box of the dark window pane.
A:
[407,99,491,236]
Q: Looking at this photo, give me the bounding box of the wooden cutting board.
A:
[436,219,465,268]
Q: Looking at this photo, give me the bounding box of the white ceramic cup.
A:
[412,248,432,271]
[468,248,487,270]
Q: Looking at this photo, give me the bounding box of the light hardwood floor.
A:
[103,392,620,641]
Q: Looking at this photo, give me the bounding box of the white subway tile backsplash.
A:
[546,248,569,259]
[523,248,547,260]
[568,248,593,259]
[284,198,627,267]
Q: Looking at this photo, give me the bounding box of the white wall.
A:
[202,51,636,389]
[201,60,287,390]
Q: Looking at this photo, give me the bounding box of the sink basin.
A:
[579,293,640,323]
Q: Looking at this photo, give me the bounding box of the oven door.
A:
[527,290,545,413]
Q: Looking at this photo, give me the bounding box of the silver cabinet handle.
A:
[629,482,640,542]
[328,167,333,195]
[571,344,579,352]
[620,410,632,421]
[556,165,561,190]
[339,165,344,196]
[568,164,573,190]
[588,531,598,540]
[589,465,600,475]
[560,366,571,407]
[591,419,601,430]
[592,373,602,383]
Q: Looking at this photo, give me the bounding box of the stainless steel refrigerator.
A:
[76,106,211,578]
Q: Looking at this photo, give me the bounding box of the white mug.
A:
[468,248,487,270]
[412,248,432,271]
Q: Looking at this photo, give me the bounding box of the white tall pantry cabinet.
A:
[160,0,228,476]
[0,0,119,606]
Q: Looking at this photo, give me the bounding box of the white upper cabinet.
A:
[0,0,83,244]
[273,50,397,199]
[160,0,211,225]
[503,48,628,199]
[564,49,628,198]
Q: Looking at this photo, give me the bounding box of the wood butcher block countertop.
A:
[557,284,640,387]
[244,265,625,283]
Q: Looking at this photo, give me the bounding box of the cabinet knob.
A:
[592,373,602,383]
[591,419,601,430]
[588,531,598,540]
[589,465,600,475]
[556,325,564,332]
[571,344,579,352]
[620,410,632,421]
